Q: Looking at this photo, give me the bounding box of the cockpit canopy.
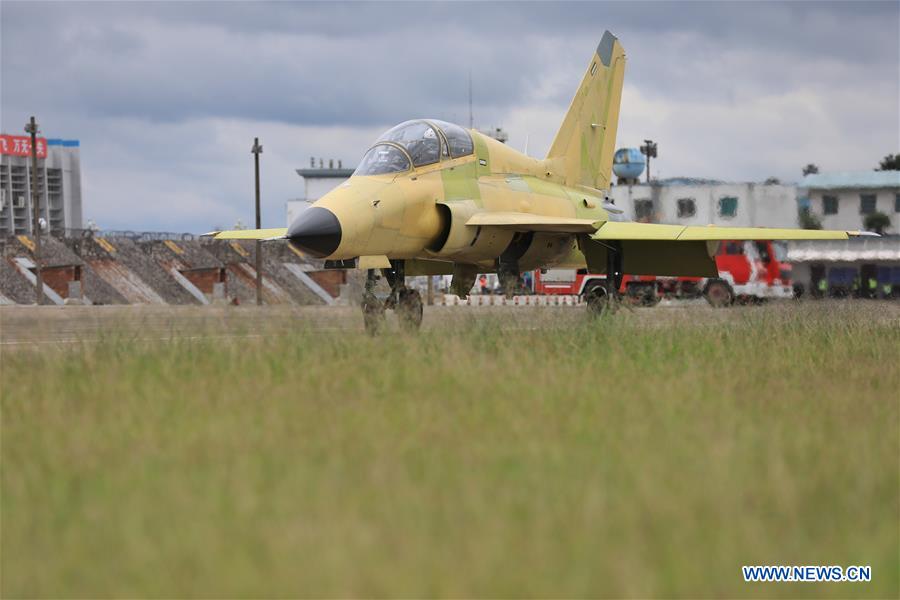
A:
[354,119,474,176]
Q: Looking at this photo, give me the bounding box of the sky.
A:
[2,1,898,233]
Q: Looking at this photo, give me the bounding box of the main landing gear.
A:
[362,260,423,335]
[585,241,623,317]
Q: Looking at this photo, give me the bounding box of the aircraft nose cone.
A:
[287,207,342,257]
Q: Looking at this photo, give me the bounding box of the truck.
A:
[532,240,793,307]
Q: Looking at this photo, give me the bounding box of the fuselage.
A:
[289,120,617,272]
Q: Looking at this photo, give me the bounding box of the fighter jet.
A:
[211,31,873,332]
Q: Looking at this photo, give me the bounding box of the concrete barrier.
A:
[440,294,582,307]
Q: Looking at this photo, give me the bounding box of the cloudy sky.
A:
[2,1,898,233]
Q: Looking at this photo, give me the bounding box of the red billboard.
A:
[0,135,48,158]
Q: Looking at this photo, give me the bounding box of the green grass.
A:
[2,305,899,598]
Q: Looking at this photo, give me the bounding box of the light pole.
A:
[251,137,263,306]
[25,116,43,305]
[640,139,657,185]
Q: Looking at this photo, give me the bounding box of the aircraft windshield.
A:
[354,144,410,176]
[377,120,441,167]
[430,119,474,158]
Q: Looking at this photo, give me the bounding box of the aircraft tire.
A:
[362,294,386,336]
[583,282,615,316]
[397,288,423,332]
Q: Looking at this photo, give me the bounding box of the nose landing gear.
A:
[395,287,424,332]
[362,260,423,335]
[362,269,386,335]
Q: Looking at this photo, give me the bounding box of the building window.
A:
[823,195,838,215]
[634,199,654,221]
[895,193,899,213]
[718,196,738,218]
[676,197,696,218]
[860,194,877,214]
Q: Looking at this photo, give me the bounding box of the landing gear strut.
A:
[362,269,386,335]
[586,241,623,316]
[496,260,520,299]
[362,260,423,335]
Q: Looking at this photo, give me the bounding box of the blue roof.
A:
[801,171,900,190]
[656,177,726,186]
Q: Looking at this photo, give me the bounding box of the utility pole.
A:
[251,137,263,306]
[640,139,657,185]
[25,116,43,305]
[468,70,473,129]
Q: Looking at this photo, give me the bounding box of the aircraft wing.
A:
[464,215,873,240]
[466,212,597,233]
[590,221,875,241]
[581,221,876,278]
[203,228,288,240]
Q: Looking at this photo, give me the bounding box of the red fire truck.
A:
[533,240,793,307]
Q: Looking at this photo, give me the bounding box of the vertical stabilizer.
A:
[545,31,626,190]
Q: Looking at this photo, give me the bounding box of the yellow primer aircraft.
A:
[211,31,873,331]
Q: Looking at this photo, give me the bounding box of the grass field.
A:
[2,303,898,598]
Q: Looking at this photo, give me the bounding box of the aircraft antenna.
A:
[468,70,473,129]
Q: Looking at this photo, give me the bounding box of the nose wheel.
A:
[396,287,423,332]
[362,261,423,335]
[362,269,386,335]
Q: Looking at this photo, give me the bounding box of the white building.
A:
[0,136,82,235]
[607,179,798,227]
[286,159,353,226]
[801,171,900,235]
[788,238,900,298]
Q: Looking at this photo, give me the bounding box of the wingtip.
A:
[853,231,881,237]
[201,231,221,238]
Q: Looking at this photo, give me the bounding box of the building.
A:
[287,158,354,226]
[0,135,82,235]
[788,238,900,298]
[607,180,798,227]
[800,171,900,235]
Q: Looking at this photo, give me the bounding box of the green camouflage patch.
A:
[473,134,492,178]
[441,162,481,206]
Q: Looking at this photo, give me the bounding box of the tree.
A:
[876,154,900,171]
[802,163,819,176]
[863,211,891,235]
[764,176,781,185]
[798,207,822,230]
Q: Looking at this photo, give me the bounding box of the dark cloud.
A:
[4,1,896,126]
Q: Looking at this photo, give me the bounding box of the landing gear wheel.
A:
[584,282,617,316]
[396,288,423,332]
[704,280,734,308]
[362,294,385,336]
